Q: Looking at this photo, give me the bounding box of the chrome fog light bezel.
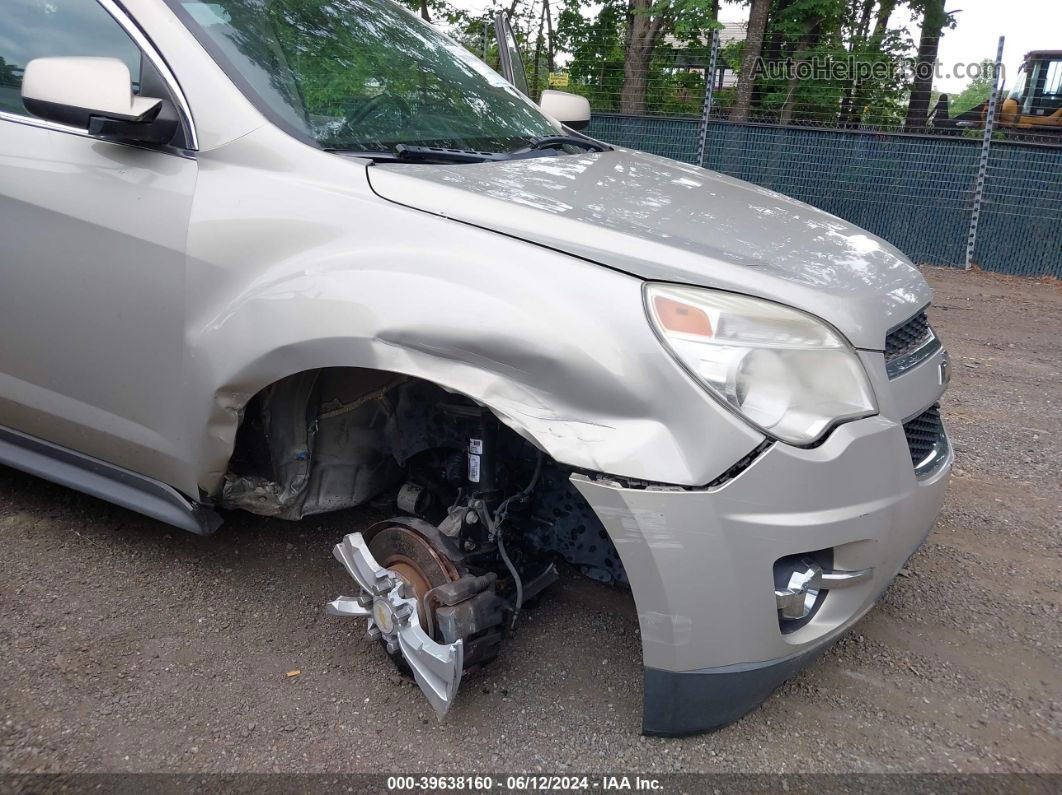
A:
[774,558,875,622]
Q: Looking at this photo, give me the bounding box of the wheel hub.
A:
[371,599,396,634]
[369,526,461,632]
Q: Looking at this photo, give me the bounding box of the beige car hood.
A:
[366,148,931,349]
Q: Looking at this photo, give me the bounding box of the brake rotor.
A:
[368,525,461,633]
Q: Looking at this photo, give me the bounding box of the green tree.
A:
[395,0,472,26]
[555,0,626,111]
[839,0,904,127]
[905,0,953,129]
[722,0,916,128]
[0,56,19,87]
[729,0,771,121]
[617,0,718,115]
[948,58,996,117]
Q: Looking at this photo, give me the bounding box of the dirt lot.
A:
[0,267,1059,774]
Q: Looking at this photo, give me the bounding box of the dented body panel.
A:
[573,415,950,672]
[183,125,766,498]
[0,0,951,737]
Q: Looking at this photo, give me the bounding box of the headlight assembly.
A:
[644,284,877,445]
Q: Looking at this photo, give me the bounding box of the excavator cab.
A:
[999,50,1062,132]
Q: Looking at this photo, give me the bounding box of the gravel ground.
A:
[0,266,1059,774]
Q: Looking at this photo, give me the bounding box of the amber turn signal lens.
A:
[653,295,713,337]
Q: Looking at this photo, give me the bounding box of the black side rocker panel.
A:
[642,644,829,736]
[0,425,222,535]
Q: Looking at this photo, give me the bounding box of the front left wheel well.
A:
[220,365,627,585]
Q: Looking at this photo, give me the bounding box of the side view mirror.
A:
[539,90,591,131]
[22,56,177,145]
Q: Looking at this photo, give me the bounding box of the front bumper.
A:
[571,412,951,735]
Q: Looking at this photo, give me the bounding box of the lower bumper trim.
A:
[642,644,829,736]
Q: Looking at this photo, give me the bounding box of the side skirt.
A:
[0,425,222,535]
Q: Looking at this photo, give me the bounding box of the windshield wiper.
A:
[327,137,609,165]
[394,144,508,163]
[521,135,610,153]
[324,146,505,164]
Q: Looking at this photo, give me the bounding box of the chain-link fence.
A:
[458,14,1061,278]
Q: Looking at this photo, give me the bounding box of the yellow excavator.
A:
[934,50,1062,137]
[998,50,1062,132]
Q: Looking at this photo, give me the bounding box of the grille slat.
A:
[903,404,948,475]
[884,310,938,377]
[885,311,931,362]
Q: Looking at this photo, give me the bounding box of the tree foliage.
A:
[401,0,964,130]
[948,58,996,117]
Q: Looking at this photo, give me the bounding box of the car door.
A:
[0,0,197,485]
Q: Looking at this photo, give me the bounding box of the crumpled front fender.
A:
[176,125,763,498]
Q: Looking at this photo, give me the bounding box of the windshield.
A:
[1008,63,1029,109]
[171,0,560,152]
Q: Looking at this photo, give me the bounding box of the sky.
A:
[448,0,1061,94]
[843,0,1059,93]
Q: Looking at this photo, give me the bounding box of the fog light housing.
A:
[775,562,821,620]
[774,555,874,626]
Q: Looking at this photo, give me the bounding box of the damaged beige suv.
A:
[0,0,951,735]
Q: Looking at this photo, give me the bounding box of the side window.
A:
[0,0,142,117]
[1035,60,1062,115]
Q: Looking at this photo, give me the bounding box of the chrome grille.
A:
[885,310,937,377]
[903,404,948,475]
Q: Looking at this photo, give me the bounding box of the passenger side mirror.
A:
[21,57,177,145]
[539,90,591,131]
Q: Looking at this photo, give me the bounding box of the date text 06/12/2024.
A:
[386,775,664,791]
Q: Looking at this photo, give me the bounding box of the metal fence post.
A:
[696,28,721,168]
[965,35,1005,270]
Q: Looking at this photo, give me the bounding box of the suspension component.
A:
[326,412,562,716]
